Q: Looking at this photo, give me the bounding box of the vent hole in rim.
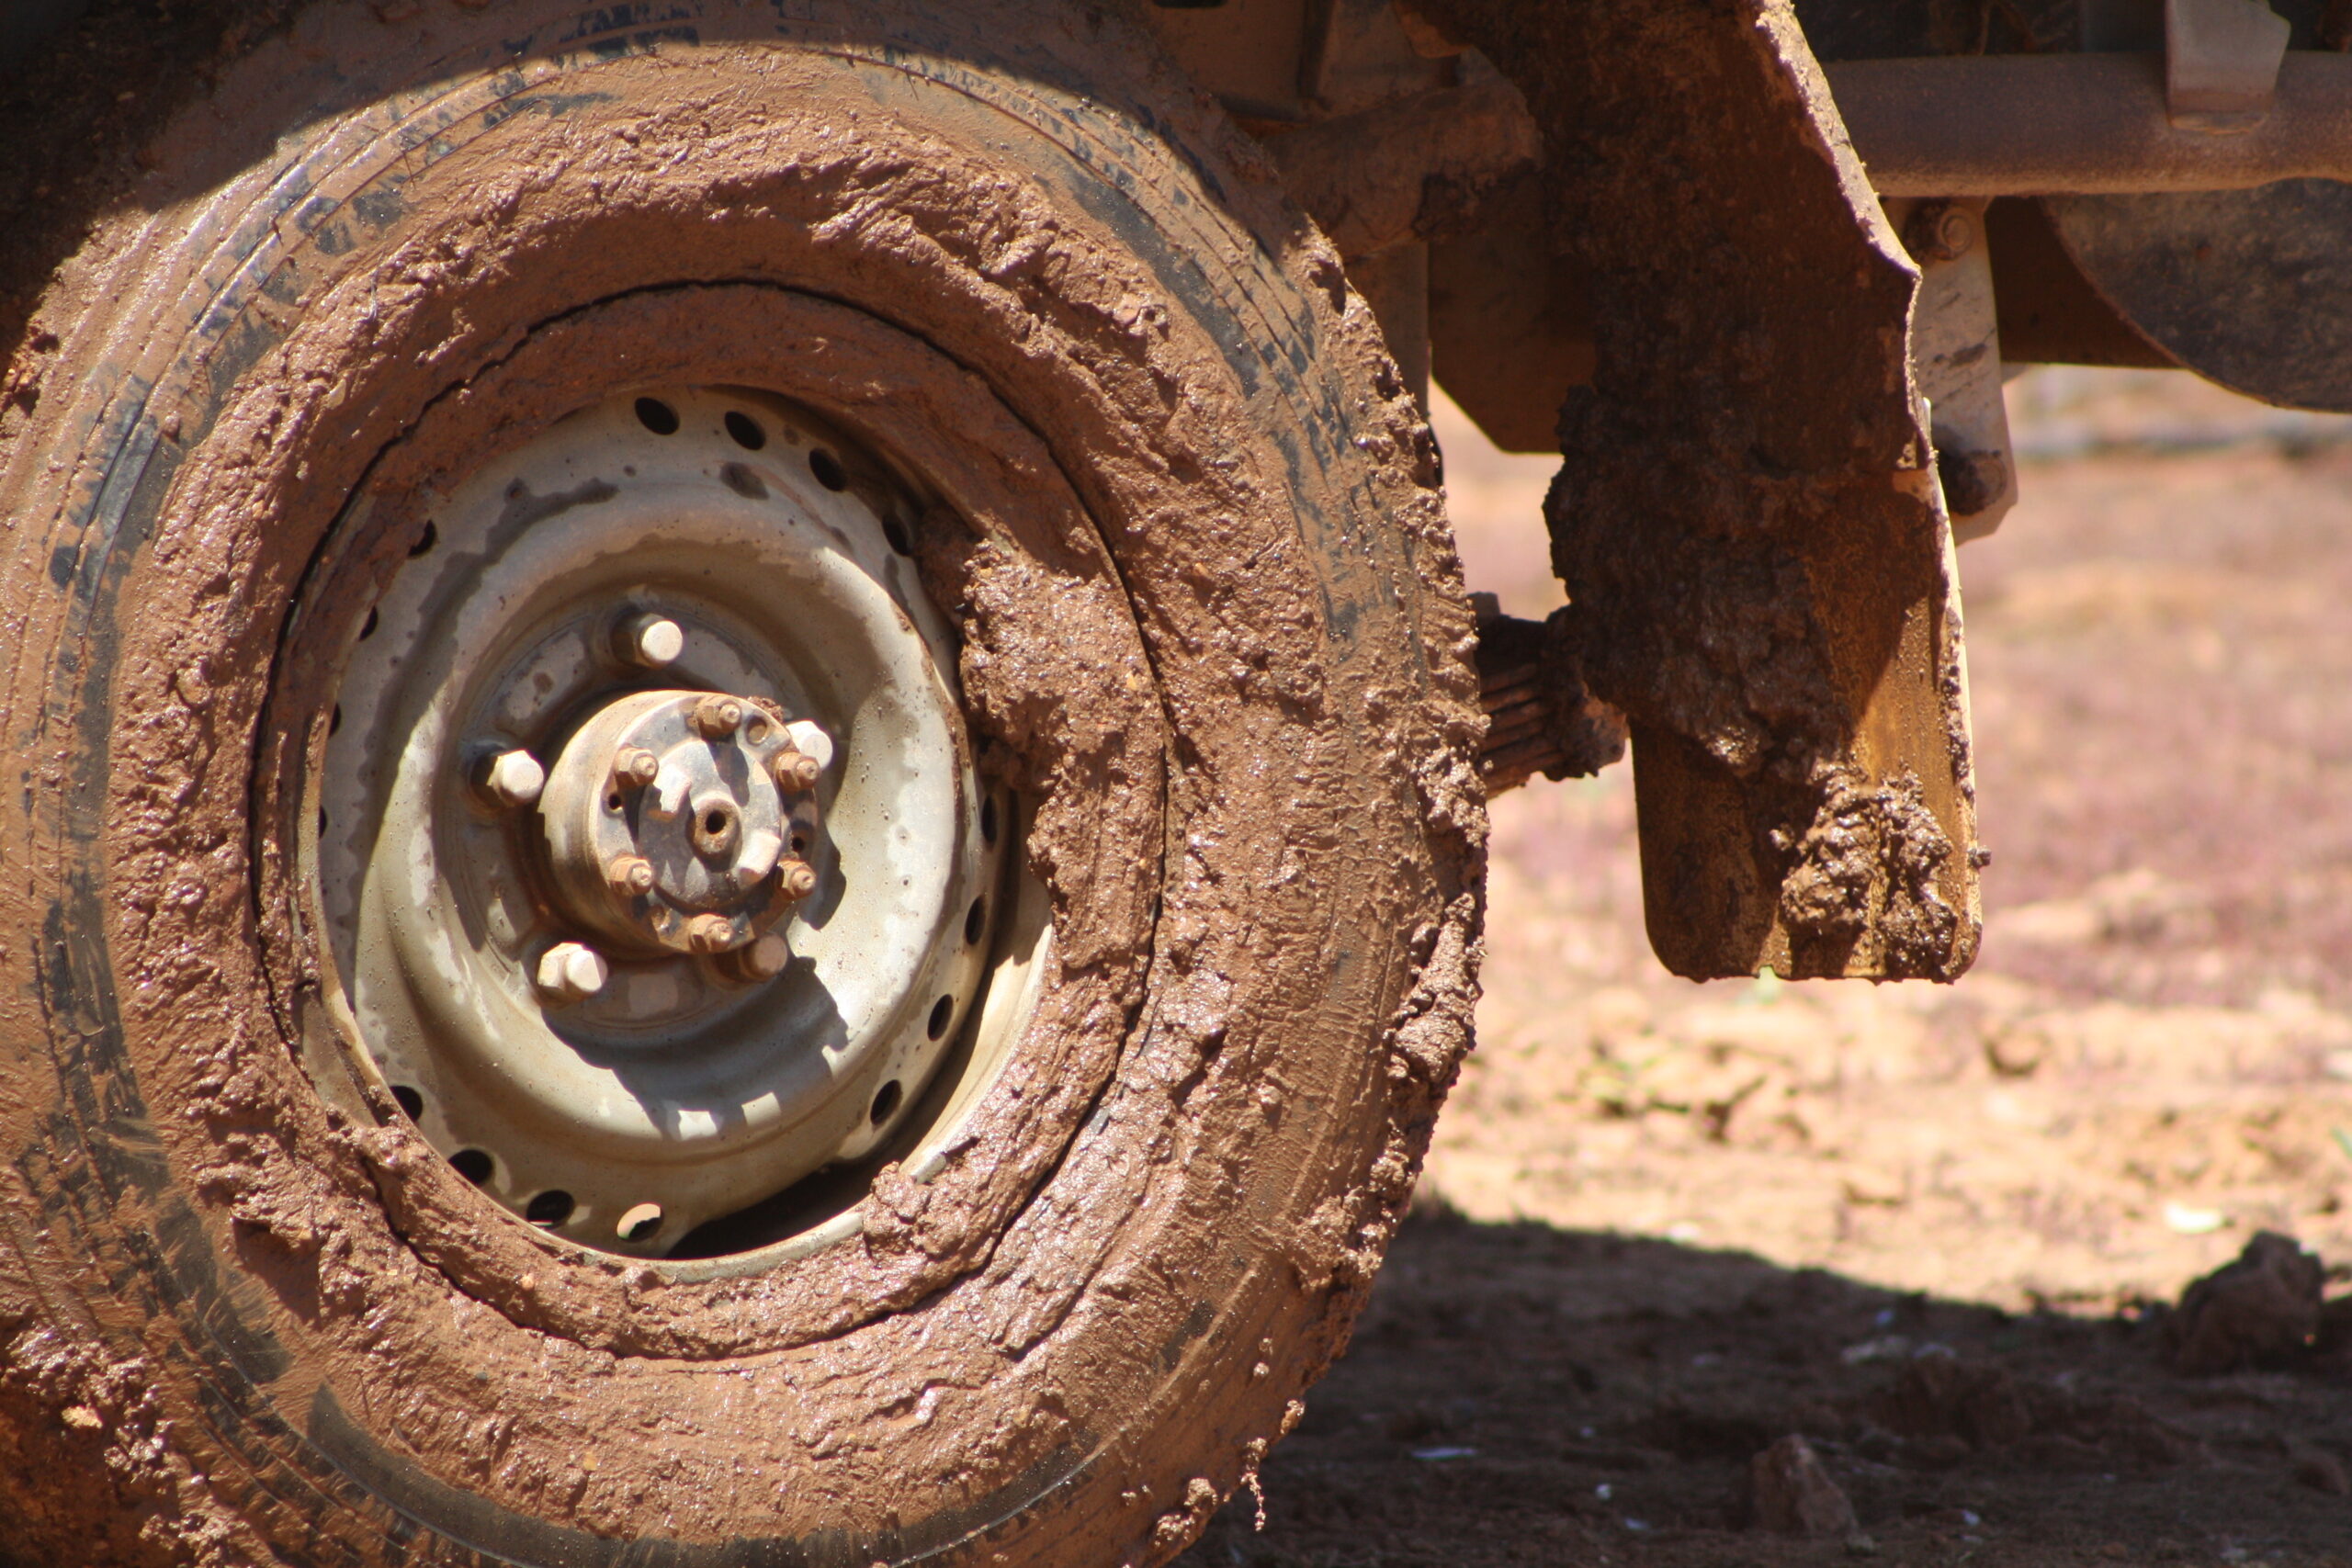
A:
[525,1190,575,1227]
[965,896,987,946]
[635,397,681,435]
[408,520,437,558]
[357,607,379,640]
[808,448,849,491]
[980,795,1000,846]
[869,1079,903,1126]
[724,410,767,450]
[448,1148,494,1186]
[617,1203,663,1243]
[881,515,912,556]
[390,1085,424,1120]
[927,995,955,1041]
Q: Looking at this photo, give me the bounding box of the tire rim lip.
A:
[312,385,1012,1256]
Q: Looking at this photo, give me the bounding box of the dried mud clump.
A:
[1876,1355,2035,1454]
[1749,1433,1860,1538]
[1776,764,1961,957]
[2162,1230,2325,1375]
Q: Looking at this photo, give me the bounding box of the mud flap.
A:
[1429,0,1982,981]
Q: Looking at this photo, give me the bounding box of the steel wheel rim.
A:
[311,384,1021,1258]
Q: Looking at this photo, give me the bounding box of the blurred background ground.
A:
[1178,369,2352,1566]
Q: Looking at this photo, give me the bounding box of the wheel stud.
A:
[690,694,743,739]
[770,749,823,793]
[685,913,735,953]
[613,612,684,670]
[775,858,818,900]
[605,854,655,897]
[472,748,545,810]
[610,747,661,791]
[534,942,608,1004]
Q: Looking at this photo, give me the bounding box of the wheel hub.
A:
[533,686,831,965]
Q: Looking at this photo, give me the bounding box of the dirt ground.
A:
[1177,371,2352,1567]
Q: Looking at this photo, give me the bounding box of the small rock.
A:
[1751,1434,1859,1539]
[2162,1202,2227,1236]
[59,1405,101,1431]
[2290,1444,2350,1496]
[2163,1231,2324,1375]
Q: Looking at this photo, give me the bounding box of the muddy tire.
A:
[0,3,1483,1563]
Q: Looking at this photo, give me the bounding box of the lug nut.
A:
[775,858,818,900]
[714,930,791,985]
[605,854,655,897]
[744,931,791,977]
[770,749,823,792]
[610,746,661,791]
[613,612,684,670]
[684,913,735,953]
[472,748,545,810]
[718,931,793,985]
[534,942,609,1004]
[690,694,743,739]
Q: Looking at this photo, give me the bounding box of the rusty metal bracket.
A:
[1894,197,2018,543]
[1430,0,1984,982]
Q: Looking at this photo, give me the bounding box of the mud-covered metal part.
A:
[1264,61,1539,259]
[1894,198,2019,543]
[1474,603,1628,794]
[2042,181,2352,412]
[1827,52,2352,195]
[1429,0,1983,982]
[1429,173,1598,453]
[1984,197,2179,367]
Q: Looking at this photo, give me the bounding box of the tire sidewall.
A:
[0,3,1483,1562]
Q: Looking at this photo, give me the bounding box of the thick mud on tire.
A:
[0,4,1483,1563]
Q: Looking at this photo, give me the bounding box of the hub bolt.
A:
[611,747,661,791]
[775,859,818,900]
[472,748,546,810]
[605,854,656,897]
[613,612,685,670]
[534,942,609,1004]
[771,749,824,793]
[685,913,736,953]
[690,694,743,739]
